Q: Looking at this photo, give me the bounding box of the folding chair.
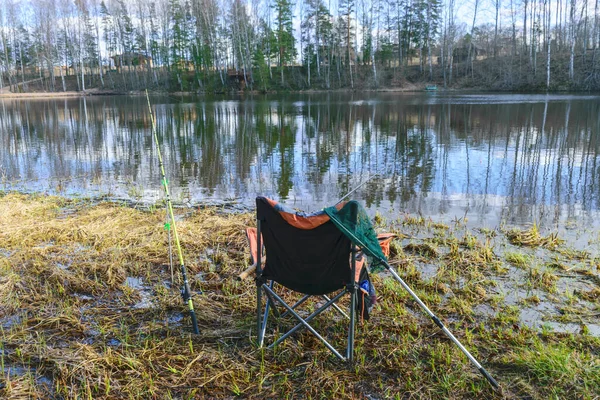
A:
[246,197,392,362]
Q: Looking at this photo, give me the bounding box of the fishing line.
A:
[335,164,389,205]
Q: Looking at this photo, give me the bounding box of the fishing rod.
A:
[335,167,385,205]
[328,216,499,389]
[333,169,498,388]
[145,90,200,334]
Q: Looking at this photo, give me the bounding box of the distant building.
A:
[227,69,252,90]
[173,60,195,71]
[110,53,153,70]
[453,45,488,63]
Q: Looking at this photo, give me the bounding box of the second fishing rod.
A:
[146,90,200,334]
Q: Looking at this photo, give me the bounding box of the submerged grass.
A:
[506,224,564,249]
[505,251,532,268]
[0,192,599,399]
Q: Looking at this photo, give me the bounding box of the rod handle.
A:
[479,367,499,389]
[237,256,266,281]
[190,309,200,334]
[238,264,257,281]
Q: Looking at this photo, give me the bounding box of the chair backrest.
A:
[256,197,353,295]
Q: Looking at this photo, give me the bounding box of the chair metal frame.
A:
[255,218,359,363]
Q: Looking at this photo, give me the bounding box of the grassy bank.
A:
[0,192,598,399]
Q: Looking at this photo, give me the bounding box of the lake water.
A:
[1,93,599,234]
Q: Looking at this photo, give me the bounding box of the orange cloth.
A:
[377,233,395,258]
[245,228,262,264]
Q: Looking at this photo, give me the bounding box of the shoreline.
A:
[0,89,128,99]
[1,86,598,99]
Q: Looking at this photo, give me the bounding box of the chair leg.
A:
[269,289,348,349]
[263,285,347,361]
[347,289,356,363]
[322,295,349,319]
[257,281,263,347]
[280,294,311,318]
[347,244,358,364]
[258,281,275,347]
[262,282,280,318]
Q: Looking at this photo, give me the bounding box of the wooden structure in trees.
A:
[227,69,251,90]
[111,53,153,71]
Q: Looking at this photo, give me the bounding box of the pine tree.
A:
[338,0,355,88]
[273,0,295,85]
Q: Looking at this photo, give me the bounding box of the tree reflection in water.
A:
[0,93,598,229]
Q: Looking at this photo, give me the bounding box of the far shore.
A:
[0,89,130,99]
[1,86,596,99]
[0,85,434,99]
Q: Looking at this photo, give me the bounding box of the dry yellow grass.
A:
[0,192,598,399]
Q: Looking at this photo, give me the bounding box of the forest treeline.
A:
[1,0,599,93]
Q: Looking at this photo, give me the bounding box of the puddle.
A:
[473,304,496,317]
[125,277,153,309]
[520,308,549,327]
[1,365,53,389]
[133,292,153,309]
[125,276,144,289]
[56,261,71,270]
[196,272,206,282]
[167,314,184,324]
[503,294,600,337]
[57,208,79,219]
[415,262,438,280]
[555,275,597,294]
[541,321,600,336]
[1,314,22,329]
[0,248,14,257]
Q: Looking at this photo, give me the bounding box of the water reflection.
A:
[1,93,599,230]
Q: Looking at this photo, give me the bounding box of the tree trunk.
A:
[546,0,551,89]
[593,0,599,67]
[1,29,14,90]
[307,32,311,86]
[448,0,455,86]
[569,0,576,81]
[428,42,433,80]
[494,0,500,57]
[18,42,27,92]
[469,0,479,77]
[442,23,447,87]
[315,23,321,78]
[583,0,589,63]
[532,0,537,77]
[510,0,517,56]
[557,0,562,50]
[96,20,104,87]
[523,0,528,55]
[347,12,354,89]
[80,57,85,91]
[60,64,66,92]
